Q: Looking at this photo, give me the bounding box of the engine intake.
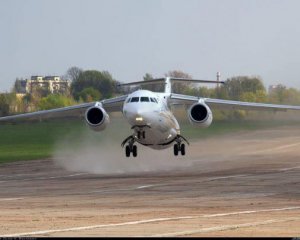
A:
[85,105,109,131]
[188,102,213,128]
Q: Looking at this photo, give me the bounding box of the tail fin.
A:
[165,77,225,94]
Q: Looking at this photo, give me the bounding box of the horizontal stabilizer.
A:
[117,78,166,87]
[118,77,224,87]
[117,77,224,93]
[169,77,225,84]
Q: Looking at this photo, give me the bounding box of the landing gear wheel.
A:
[132,145,137,157]
[174,144,179,156]
[125,146,130,157]
[181,143,185,156]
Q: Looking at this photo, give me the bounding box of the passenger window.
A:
[131,97,139,102]
[141,97,150,102]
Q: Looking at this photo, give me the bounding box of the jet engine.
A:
[188,102,213,128]
[85,105,109,131]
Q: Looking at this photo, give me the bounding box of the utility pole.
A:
[216,72,221,88]
[216,72,221,97]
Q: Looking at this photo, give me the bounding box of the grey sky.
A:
[1,0,300,92]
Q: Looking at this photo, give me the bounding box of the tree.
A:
[268,85,300,105]
[283,88,300,104]
[71,70,117,100]
[65,66,83,82]
[255,90,268,103]
[223,76,266,100]
[268,84,287,104]
[38,94,77,110]
[77,87,101,102]
[212,76,267,120]
[0,94,10,116]
[143,73,154,81]
[13,78,26,93]
[142,73,164,92]
[184,86,214,98]
[0,93,17,115]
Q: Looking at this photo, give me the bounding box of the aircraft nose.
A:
[134,109,147,120]
[126,105,149,124]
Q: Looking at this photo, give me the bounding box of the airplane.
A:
[1,76,300,158]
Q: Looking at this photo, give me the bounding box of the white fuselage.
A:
[122,90,180,149]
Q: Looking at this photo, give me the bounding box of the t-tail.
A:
[117,75,225,94]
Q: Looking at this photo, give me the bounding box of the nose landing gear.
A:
[137,131,146,139]
[121,135,138,157]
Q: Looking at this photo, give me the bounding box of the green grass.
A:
[0,117,299,163]
[181,119,298,139]
[0,119,85,163]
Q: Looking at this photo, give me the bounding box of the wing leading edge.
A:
[0,95,128,123]
[170,93,300,112]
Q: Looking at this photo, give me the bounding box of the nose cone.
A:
[133,109,149,125]
[125,105,150,125]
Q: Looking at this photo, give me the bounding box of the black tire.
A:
[181,143,185,156]
[125,146,130,157]
[174,144,179,156]
[132,145,137,157]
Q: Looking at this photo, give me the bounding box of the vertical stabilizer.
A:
[165,77,172,94]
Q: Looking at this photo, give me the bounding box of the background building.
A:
[268,84,286,94]
[15,76,71,95]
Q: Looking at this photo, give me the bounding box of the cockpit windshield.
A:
[129,96,158,103]
[150,98,158,103]
[130,97,139,102]
[140,97,149,102]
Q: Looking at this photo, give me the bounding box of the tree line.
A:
[1,67,300,121]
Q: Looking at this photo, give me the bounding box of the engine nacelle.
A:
[85,105,109,131]
[188,102,213,128]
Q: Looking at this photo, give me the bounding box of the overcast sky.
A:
[1,0,300,92]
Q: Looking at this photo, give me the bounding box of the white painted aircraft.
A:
[1,77,300,157]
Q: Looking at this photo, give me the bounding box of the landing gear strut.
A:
[173,135,189,156]
[121,136,138,158]
[137,131,146,139]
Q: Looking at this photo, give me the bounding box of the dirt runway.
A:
[1,125,300,237]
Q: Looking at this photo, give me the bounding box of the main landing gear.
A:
[121,134,189,158]
[173,135,189,156]
[121,136,137,157]
[125,144,137,157]
[122,126,149,157]
[173,143,185,156]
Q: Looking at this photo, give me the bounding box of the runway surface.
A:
[1,125,300,237]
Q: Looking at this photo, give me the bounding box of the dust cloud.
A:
[53,120,193,175]
[53,114,299,175]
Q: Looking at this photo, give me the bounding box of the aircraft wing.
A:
[170,93,300,111]
[0,95,127,123]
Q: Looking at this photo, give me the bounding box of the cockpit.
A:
[126,97,158,103]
